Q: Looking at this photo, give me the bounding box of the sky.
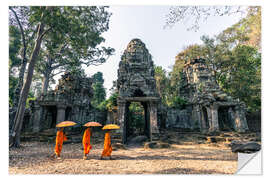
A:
[84,6,245,97]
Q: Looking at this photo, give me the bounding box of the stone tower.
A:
[180,58,249,133]
[117,39,160,144]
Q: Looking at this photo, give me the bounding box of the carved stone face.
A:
[125,39,147,63]
[117,39,159,98]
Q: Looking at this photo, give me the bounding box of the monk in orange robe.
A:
[82,127,92,160]
[54,128,67,159]
[101,130,113,160]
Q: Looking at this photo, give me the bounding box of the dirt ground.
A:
[9,141,237,175]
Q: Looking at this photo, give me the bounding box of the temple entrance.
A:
[218,107,234,131]
[65,107,72,121]
[120,100,154,143]
[116,39,160,144]
[47,106,57,129]
[126,102,147,140]
[202,107,209,129]
[43,105,57,129]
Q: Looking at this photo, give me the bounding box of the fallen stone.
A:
[144,141,171,149]
[130,135,148,144]
[230,141,261,153]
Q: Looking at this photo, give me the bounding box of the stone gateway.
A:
[116,39,160,144]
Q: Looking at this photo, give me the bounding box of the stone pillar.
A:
[117,99,128,144]
[56,104,66,124]
[228,107,236,130]
[200,106,208,134]
[148,101,159,141]
[143,102,150,138]
[206,107,212,128]
[32,104,42,133]
[192,105,201,130]
[209,104,219,132]
[234,105,249,132]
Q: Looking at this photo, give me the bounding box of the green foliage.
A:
[169,7,261,113]
[9,25,22,107]
[92,72,104,84]
[91,72,106,109]
[9,76,18,107]
[128,102,144,135]
[9,25,22,73]
[97,92,118,111]
[217,45,261,112]
[26,96,35,109]
[154,66,170,105]
[168,96,187,109]
[10,6,115,96]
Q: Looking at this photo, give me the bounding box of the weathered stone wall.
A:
[25,72,105,133]
[246,111,261,132]
[166,109,191,129]
[170,58,249,133]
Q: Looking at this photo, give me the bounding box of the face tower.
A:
[116,39,160,143]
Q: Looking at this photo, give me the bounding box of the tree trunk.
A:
[10,22,45,148]
[9,7,28,129]
[41,70,51,95]
[41,56,53,95]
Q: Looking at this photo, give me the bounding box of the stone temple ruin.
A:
[20,38,250,143]
[24,72,106,133]
[167,58,249,133]
[116,39,160,144]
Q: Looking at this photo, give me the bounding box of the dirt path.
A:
[9,141,237,174]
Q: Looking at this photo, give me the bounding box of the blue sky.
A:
[84,6,244,97]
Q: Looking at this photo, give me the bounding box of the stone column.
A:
[234,105,249,132]
[200,106,208,134]
[143,102,150,138]
[228,107,236,130]
[32,104,42,133]
[56,104,66,124]
[149,101,159,141]
[192,105,201,130]
[117,99,128,144]
[206,107,212,128]
[209,104,219,132]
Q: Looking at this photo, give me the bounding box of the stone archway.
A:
[116,39,160,144]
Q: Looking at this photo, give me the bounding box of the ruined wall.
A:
[25,72,105,133]
[169,58,249,133]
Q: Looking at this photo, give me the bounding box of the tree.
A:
[10,6,113,147]
[218,45,261,112]
[91,72,106,108]
[154,66,170,105]
[9,7,32,109]
[165,6,248,31]
[9,25,21,107]
[35,23,114,94]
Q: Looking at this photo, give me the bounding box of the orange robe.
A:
[101,132,112,157]
[82,128,92,155]
[54,130,67,156]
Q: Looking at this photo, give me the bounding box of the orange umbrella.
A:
[102,124,120,130]
[56,121,77,128]
[84,121,102,127]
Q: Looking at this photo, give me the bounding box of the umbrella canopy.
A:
[56,121,77,128]
[84,121,102,127]
[102,124,120,130]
